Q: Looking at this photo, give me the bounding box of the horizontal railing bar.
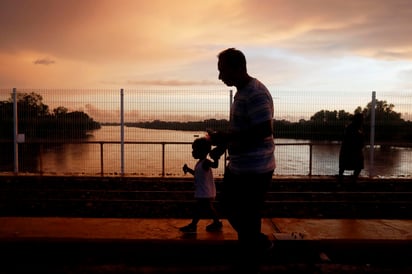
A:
[1,139,411,177]
[1,139,411,147]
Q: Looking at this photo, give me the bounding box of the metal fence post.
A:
[100,142,104,176]
[120,88,124,176]
[369,91,376,178]
[224,89,233,172]
[13,88,18,174]
[308,143,313,176]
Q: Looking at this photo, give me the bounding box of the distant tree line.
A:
[1,92,410,143]
[127,99,412,143]
[126,119,229,133]
[0,92,101,140]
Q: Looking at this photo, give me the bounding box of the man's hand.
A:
[209,145,226,160]
[206,129,228,146]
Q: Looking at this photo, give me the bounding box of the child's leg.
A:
[210,200,220,223]
[179,200,202,232]
[190,199,203,225]
[202,198,220,223]
[203,198,222,232]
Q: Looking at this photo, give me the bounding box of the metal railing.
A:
[1,139,412,177]
[1,140,322,177]
[2,88,412,178]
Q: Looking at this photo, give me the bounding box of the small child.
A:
[180,137,222,233]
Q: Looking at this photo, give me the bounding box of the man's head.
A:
[217,48,248,88]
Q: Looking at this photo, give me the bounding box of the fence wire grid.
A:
[0,88,411,178]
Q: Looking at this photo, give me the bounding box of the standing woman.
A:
[338,113,365,183]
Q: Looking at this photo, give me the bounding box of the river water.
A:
[11,126,412,178]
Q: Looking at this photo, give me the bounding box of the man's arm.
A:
[233,120,273,143]
[208,120,273,159]
[203,158,219,169]
[209,120,273,145]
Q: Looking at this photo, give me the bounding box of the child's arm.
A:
[183,164,194,175]
[203,158,219,169]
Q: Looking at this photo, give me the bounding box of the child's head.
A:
[191,137,211,159]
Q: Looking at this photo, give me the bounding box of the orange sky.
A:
[0,0,411,90]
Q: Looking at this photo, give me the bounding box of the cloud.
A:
[239,0,412,60]
[84,103,120,123]
[33,57,55,65]
[1,0,412,90]
[2,0,412,63]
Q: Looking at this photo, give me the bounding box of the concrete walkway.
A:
[1,217,412,273]
[1,217,411,242]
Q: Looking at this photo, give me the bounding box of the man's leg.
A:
[222,170,272,272]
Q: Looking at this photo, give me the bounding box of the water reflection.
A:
[1,126,411,177]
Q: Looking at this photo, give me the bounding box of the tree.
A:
[13,92,49,118]
[310,109,354,123]
[0,92,100,140]
[53,106,68,116]
[363,99,403,122]
[361,99,406,142]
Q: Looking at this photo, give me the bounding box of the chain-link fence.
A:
[0,88,411,178]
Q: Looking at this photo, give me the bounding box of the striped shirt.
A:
[228,78,276,174]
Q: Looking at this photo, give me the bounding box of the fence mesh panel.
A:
[0,88,411,177]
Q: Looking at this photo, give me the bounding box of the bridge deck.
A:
[1,217,411,242]
[1,175,412,273]
[1,217,411,273]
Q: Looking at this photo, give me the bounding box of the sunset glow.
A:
[1,0,411,120]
